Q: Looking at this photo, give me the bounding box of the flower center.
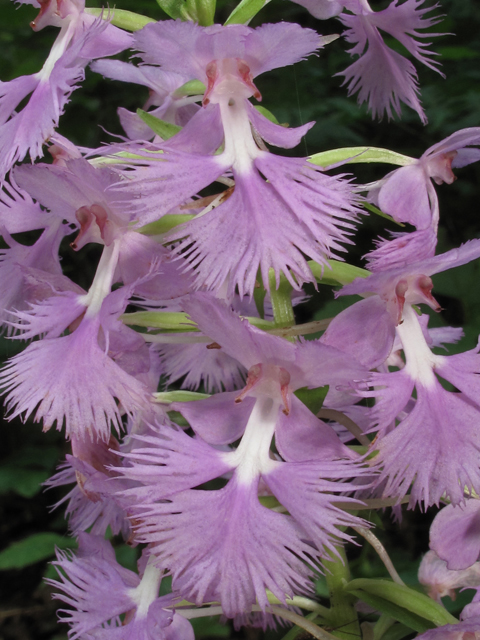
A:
[71,204,119,250]
[127,560,162,619]
[385,274,441,324]
[235,363,291,414]
[203,58,261,106]
[426,151,458,185]
[396,305,443,387]
[230,395,281,484]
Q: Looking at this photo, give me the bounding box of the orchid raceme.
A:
[2,0,480,639]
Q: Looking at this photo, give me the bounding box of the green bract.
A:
[345,579,459,629]
[224,0,268,25]
[84,7,155,31]
[309,147,414,168]
[308,259,370,286]
[137,109,182,139]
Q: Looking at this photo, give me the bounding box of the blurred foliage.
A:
[1,0,480,638]
[0,533,76,571]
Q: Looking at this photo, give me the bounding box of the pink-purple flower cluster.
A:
[2,0,480,638]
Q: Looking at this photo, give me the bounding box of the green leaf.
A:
[253,273,267,319]
[258,495,281,509]
[154,390,211,404]
[0,533,76,570]
[84,8,155,31]
[345,579,458,627]
[0,445,60,498]
[115,544,139,572]
[373,614,395,640]
[348,590,432,633]
[313,296,358,323]
[6,445,60,469]
[224,0,266,25]
[172,79,206,98]
[254,105,280,125]
[0,467,49,498]
[153,0,186,19]
[437,46,480,60]
[268,269,295,329]
[138,214,195,236]
[363,202,404,226]
[294,385,329,415]
[137,109,182,140]
[308,259,370,286]
[153,0,215,24]
[309,147,413,168]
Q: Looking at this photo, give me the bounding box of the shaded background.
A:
[0,0,479,638]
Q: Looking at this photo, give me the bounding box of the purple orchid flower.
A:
[0,0,132,177]
[45,433,131,537]
[0,176,75,333]
[289,0,444,123]
[0,220,69,333]
[157,340,247,393]
[115,293,368,617]
[418,550,480,602]
[110,20,361,297]
[325,240,480,507]
[90,60,200,140]
[372,128,480,227]
[48,533,194,640]
[14,158,194,300]
[430,500,480,572]
[156,289,280,394]
[323,239,480,368]
[0,267,152,440]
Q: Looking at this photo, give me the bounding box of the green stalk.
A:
[268,269,295,331]
[323,546,361,640]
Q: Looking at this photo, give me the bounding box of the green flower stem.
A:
[280,611,324,640]
[268,269,295,331]
[268,606,341,640]
[352,527,405,586]
[176,603,337,640]
[267,594,332,619]
[323,546,361,640]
